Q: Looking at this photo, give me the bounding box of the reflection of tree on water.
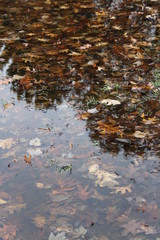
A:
[0,0,159,155]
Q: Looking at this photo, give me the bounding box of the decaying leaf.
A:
[0,198,7,205]
[121,219,157,236]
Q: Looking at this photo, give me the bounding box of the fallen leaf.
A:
[48,232,68,240]
[29,137,41,146]
[0,198,7,205]
[100,99,121,105]
[0,224,17,240]
[143,117,158,125]
[79,44,91,50]
[74,225,87,238]
[24,155,32,165]
[32,214,46,228]
[121,219,156,236]
[0,138,15,149]
[97,121,122,135]
[36,182,44,189]
[112,185,132,195]
[133,131,146,138]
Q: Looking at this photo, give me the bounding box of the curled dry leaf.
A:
[24,155,32,165]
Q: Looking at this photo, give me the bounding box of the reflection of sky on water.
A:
[0,44,13,78]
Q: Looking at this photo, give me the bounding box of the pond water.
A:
[0,0,159,239]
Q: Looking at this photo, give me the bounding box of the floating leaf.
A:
[121,219,157,236]
[48,232,68,240]
[97,121,122,135]
[100,99,121,105]
[36,182,44,189]
[24,155,32,165]
[32,214,46,228]
[133,131,146,139]
[27,148,42,156]
[29,137,41,146]
[112,185,132,195]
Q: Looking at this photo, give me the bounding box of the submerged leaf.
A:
[32,214,46,228]
[89,164,120,188]
[0,138,15,149]
[29,137,41,146]
[24,155,32,165]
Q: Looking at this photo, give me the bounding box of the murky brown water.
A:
[0,0,159,239]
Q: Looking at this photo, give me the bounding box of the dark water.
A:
[0,0,159,239]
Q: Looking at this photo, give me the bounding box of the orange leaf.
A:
[24,155,32,165]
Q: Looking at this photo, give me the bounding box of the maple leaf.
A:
[121,219,156,236]
[51,177,77,194]
[112,185,132,195]
[133,131,146,138]
[0,138,15,149]
[97,121,122,135]
[89,164,120,188]
[32,214,46,228]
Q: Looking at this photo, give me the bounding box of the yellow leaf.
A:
[36,183,44,189]
[32,215,46,228]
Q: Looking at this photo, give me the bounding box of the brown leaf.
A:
[76,185,92,200]
[0,224,17,240]
[24,155,32,165]
[97,121,122,135]
[32,214,47,228]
